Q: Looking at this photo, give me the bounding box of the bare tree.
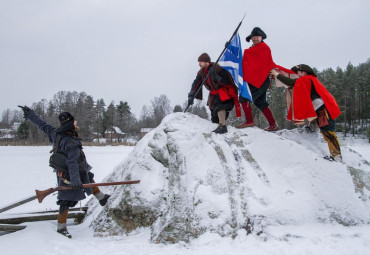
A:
[151,94,172,126]
[94,98,106,138]
[139,105,154,128]
[1,109,12,127]
[52,91,67,113]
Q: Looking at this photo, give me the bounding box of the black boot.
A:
[57,228,72,238]
[323,155,335,162]
[324,155,342,163]
[99,194,111,206]
[212,125,228,134]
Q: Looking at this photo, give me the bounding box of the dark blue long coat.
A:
[27,111,93,201]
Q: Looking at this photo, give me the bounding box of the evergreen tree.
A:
[173,105,183,113]
[116,101,136,133]
[94,99,106,138]
[105,102,116,130]
[17,121,29,140]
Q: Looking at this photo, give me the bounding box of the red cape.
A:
[210,85,241,117]
[242,42,276,88]
[287,75,341,122]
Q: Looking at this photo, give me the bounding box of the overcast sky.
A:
[1,0,369,117]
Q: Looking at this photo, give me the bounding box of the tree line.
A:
[1,59,369,144]
[209,59,370,139]
[0,91,209,144]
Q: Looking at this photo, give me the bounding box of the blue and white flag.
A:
[219,33,252,101]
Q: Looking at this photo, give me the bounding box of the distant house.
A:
[140,128,154,138]
[11,122,21,131]
[0,129,15,140]
[0,123,21,141]
[90,132,103,140]
[105,126,126,142]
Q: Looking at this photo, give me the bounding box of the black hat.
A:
[246,27,267,42]
[198,53,211,62]
[58,112,75,132]
[291,64,317,77]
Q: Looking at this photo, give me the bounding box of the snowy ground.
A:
[0,134,369,255]
[0,146,134,214]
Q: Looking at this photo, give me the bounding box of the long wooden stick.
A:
[36,180,140,203]
[0,211,86,225]
[0,195,38,214]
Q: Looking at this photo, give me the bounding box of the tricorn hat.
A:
[291,64,317,77]
[198,53,211,63]
[246,27,267,42]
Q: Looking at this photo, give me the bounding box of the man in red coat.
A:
[238,27,279,131]
[270,64,342,162]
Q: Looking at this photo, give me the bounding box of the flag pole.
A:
[184,12,247,113]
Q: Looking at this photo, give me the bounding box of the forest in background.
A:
[1,59,369,144]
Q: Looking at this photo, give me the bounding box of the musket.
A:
[184,12,247,113]
[36,180,140,203]
[0,180,140,213]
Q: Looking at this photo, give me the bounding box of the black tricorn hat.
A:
[246,27,267,42]
[291,64,317,77]
[57,112,75,132]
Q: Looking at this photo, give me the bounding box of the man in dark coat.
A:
[18,106,110,238]
[188,53,241,134]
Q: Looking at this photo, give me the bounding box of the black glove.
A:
[188,96,194,106]
[17,105,32,119]
[69,181,82,189]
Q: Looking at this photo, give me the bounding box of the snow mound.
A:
[89,113,370,243]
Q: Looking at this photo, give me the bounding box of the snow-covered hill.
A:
[88,113,370,243]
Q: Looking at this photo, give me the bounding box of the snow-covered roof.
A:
[11,122,21,130]
[0,129,15,139]
[105,126,125,134]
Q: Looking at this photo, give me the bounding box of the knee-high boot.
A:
[262,107,278,131]
[237,102,256,128]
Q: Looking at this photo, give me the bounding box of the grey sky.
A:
[1,0,369,117]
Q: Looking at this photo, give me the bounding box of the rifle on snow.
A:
[0,180,140,213]
[184,13,246,113]
[36,180,140,203]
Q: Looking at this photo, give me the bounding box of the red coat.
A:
[242,42,276,88]
[287,75,341,123]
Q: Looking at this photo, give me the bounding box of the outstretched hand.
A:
[269,69,280,79]
[17,105,32,119]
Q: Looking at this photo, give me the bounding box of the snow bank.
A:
[90,113,370,243]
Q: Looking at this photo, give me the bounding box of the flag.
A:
[219,33,252,102]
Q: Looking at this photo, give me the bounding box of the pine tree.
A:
[94,99,106,138]
[173,105,183,113]
[17,121,29,141]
